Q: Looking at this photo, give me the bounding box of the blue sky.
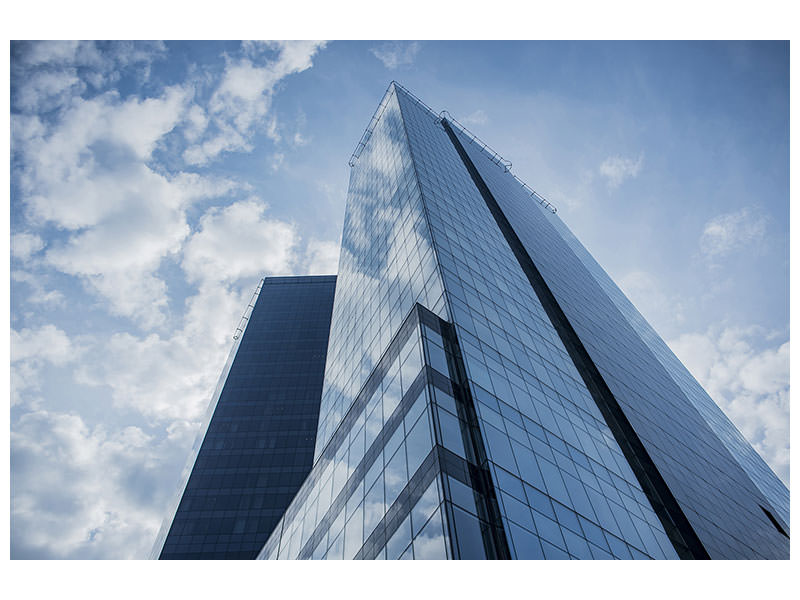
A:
[9,40,789,559]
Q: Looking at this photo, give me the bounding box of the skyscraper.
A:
[152,275,336,559]
[256,82,789,560]
[157,82,789,560]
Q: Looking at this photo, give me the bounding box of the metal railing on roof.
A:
[232,278,264,340]
[348,81,557,214]
[437,110,557,214]
[437,110,513,173]
[513,178,557,214]
[392,81,440,119]
[348,81,440,168]
[348,85,395,168]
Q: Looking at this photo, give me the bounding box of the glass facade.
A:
[156,82,789,560]
[313,88,448,456]
[259,302,513,560]
[152,275,336,559]
[448,121,789,559]
[394,89,680,560]
[543,210,791,528]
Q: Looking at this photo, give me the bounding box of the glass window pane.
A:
[384,443,409,508]
[452,505,487,559]
[447,475,478,516]
[562,527,592,559]
[364,449,383,491]
[384,422,404,461]
[508,522,544,560]
[386,515,412,559]
[525,483,555,520]
[383,375,403,418]
[500,491,534,532]
[413,507,448,559]
[437,408,466,459]
[482,423,517,473]
[328,530,344,560]
[405,413,433,476]
[404,388,428,432]
[426,339,449,376]
[411,478,440,536]
[364,478,385,539]
[400,336,423,389]
[434,386,458,415]
[365,402,382,449]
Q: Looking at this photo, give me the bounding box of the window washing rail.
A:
[232,278,264,340]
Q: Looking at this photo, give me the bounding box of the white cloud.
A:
[266,115,281,143]
[182,104,208,143]
[618,270,685,337]
[105,86,191,159]
[107,41,168,71]
[13,69,84,112]
[15,40,166,70]
[10,361,43,410]
[183,41,326,165]
[11,325,82,407]
[269,40,327,73]
[700,206,768,259]
[12,82,244,328]
[599,153,643,188]
[11,409,195,559]
[11,270,65,307]
[39,164,232,329]
[288,110,310,147]
[15,41,101,68]
[75,281,249,422]
[12,42,325,329]
[461,109,488,126]
[11,232,45,260]
[11,324,77,365]
[182,198,299,284]
[292,131,309,147]
[15,85,193,229]
[270,152,285,171]
[370,41,420,69]
[668,325,789,485]
[305,239,341,275]
[13,41,167,101]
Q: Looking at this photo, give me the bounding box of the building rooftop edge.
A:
[261,274,337,283]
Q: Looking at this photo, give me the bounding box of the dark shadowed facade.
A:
[152,275,335,559]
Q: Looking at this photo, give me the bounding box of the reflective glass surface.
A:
[259,305,450,560]
[314,87,448,456]
[452,122,789,558]
[546,211,790,527]
[394,87,679,559]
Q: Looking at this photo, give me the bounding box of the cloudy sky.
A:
[9,40,788,559]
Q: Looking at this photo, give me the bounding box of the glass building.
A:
[157,82,789,560]
[152,275,336,559]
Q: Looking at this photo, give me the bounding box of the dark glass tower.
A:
[255,83,788,560]
[152,275,336,559]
